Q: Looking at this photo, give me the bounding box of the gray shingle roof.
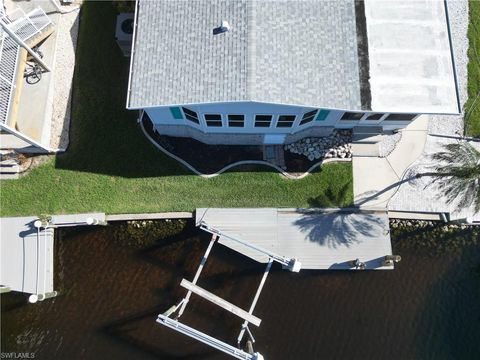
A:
[127,0,362,110]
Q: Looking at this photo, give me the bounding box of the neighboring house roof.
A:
[364,0,460,114]
[127,0,460,115]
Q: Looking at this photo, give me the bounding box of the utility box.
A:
[115,13,134,57]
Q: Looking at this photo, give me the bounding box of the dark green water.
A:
[2,222,480,359]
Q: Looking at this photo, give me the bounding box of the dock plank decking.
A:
[196,208,393,270]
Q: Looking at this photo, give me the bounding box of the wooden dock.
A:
[0,213,107,298]
[196,208,394,270]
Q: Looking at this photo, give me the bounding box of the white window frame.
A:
[181,107,202,128]
[203,113,224,128]
[254,114,273,129]
[298,109,319,127]
[275,114,297,129]
[359,112,387,124]
[227,114,245,128]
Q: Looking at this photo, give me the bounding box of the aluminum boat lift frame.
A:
[156,223,302,360]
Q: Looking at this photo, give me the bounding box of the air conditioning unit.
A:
[115,13,134,57]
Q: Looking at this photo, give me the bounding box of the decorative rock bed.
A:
[285,130,353,161]
[389,218,479,255]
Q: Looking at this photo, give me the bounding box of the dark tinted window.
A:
[365,113,384,120]
[276,115,296,128]
[300,110,318,125]
[182,107,199,124]
[341,112,364,120]
[384,113,417,121]
[205,114,222,127]
[228,114,244,127]
[255,115,272,127]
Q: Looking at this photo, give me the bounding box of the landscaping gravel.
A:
[49,3,81,150]
[428,0,469,136]
[378,132,401,158]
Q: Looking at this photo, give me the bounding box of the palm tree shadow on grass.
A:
[307,182,352,208]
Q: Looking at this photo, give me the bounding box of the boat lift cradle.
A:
[156,222,302,360]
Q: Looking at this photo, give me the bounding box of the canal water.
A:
[2,221,480,359]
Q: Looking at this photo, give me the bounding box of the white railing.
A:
[0,7,52,125]
[2,7,52,42]
[0,30,20,124]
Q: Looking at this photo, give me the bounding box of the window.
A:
[315,109,330,121]
[182,107,199,124]
[228,114,244,127]
[384,113,417,121]
[365,113,384,121]
[254,115,272,128]
[169,107,183,120]
[341,112,364,120]
[205,114,223,127]
[299,110,318,125]
[276,115,296,128]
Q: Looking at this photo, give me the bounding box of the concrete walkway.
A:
[353,116,428,209]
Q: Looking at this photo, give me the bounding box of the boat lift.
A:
[199,222,301,272]
[156,223,302,360]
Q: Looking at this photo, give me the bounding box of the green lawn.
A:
[0,1,353,217]
[465,0,480,137]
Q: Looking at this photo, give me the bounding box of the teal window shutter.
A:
[169,107,183,119]
[315,109,330,121]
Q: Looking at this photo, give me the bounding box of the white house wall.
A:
[145,101,413,135]
[146,101,335,134]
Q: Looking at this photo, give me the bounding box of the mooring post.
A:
[29,291,58,303]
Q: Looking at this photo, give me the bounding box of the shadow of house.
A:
[51,4,280,178]
[294,211,386,249]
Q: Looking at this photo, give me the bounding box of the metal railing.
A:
[157,315,261,360]
[1,7,52,42]
[0,7,53,125]
[0,29,20,125]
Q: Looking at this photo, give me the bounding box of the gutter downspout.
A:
[125,0,139,109]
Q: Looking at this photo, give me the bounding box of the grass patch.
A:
[0,1,353,216]
[465,0,480,137]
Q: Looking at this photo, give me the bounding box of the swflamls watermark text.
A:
[0,353,35,359]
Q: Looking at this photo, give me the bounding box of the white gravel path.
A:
[378,132,401,158]
[49,2,81,150]
[388,0,479,220]
[428,0,469,136]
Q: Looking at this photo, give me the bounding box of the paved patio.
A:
[353,116,428,209]
[15,9,59,144]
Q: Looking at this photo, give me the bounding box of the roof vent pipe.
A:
[213,20,230,35]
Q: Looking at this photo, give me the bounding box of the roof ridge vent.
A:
[213,20,230,35]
